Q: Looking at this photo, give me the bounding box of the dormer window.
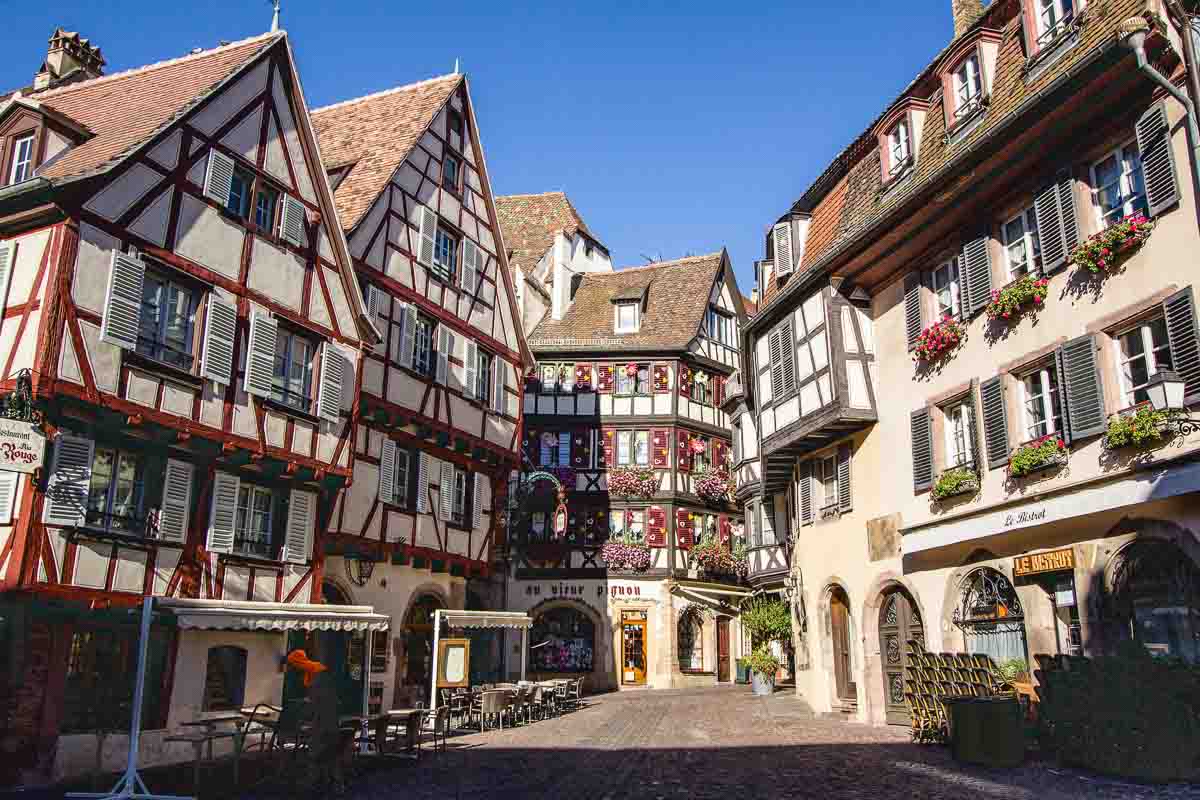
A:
[889,120,911,174]
[1036,0,1074,46]
[953,54,982,121]
[9,135,33,184]
[616,301,640,333]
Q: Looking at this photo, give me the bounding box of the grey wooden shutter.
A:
[284,489,315,564]
[979,375,1009,468]
[203,150,235,206]
[961,234,992,318]
[1163,287,1200,404]
[0,241,14,314]
[910,408,933,492]
[378,437,396,506]
[558,433,571,466]
[768,327,784,398]
[773,222,794,277]
[417,205,437,267]
[439,460,455,521]
[0,470,18,525]
[1136,102,1180,217]
[200,297,238,386]
[966,390,981,467]
[100,251,146,350]
[366,285,387,331]
[837,443,852,512]
[799,461,813,526]
[436,326,452,386]
[244,312,278,398]
[416,452,430,513]
[492,358,505,413]
[398,303,416,370]
[159,458,194,543]
[1059,335,1107,440]
[1034,170,1078,274]
[904,273,922,348]
[317,342,344,422]
[43,434,94,526]
[471,474,483,530]
[1056,172,1079,258]
[206,471,240,554]
[461,239,479,293]
[463,339,478,399]
[779,320,796,396]
[279,195,307,247]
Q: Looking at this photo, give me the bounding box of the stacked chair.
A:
[903,640,1014,743]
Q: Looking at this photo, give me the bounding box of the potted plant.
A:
[1070,213,1155,274]
[601,533,652,573]
[1008,434,1068,478]
[913,315,965,364]
[694,464,735,505]
[746,645,781,696]
[607,465,659,500]
[984,274,1049,323]
[1105,404,1173,449]
[932,465,979,500]
[690,533,748,581]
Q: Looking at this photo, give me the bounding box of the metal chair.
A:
[421,706,450,753]
[479,690,509,731]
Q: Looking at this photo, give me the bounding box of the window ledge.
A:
[1023,24,1081,84]
[945,100,988,147]
[260,397,323,425]
[123,351,204,389]
[69,526,168,548]
[218,550,284,567]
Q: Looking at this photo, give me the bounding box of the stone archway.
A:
[395,589,447,700]
[860,573,928,726]
[527,598,608,687]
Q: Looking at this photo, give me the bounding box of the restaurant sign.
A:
[1013,547,1074,578]
[0,420,45,474]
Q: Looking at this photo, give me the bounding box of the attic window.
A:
[615,302,640,333]
[952,53,983,122]
[888,119,911,175]
[9,135,34,184]
[1035,0,1074,47]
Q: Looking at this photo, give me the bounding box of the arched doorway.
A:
[953,567,1028,667]
[529,603,596,674]
[1107,538,1200,662]
[878,588,923,725]
[829,587,854,703]
[401,594,443,691]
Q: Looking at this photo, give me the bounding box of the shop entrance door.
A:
[879,589,923,725]
[830,588,855,703]
[716,617,731,682]
[622,612,647,685]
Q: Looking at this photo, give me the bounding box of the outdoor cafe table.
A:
[166,714,247,794]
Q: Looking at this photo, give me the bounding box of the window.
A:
[9,134,33,184]
[272,329,314,411]
[254,183,279,230]
[442,154,461,192]
[540,362,574,392]
[529,607,595,673]
[1036,0,1075,45]
[1091,143,1147,227]
[413,314,436,377]
[693,437,710,472]
[816,455,838,510]
[1002,207,1041,279]
[678,612,704,671]
[953,53,982,120]
[617,364,650,395]
[1117,316,1173,406]
[889,119,911,173]
[691,373,710,405]
[393,448,411,508]
[943,399,975,467]
[451,467,468,526]
[706,308,735,346]
[616,430,650,466]
[955,568,1028,665]
[86,447,148,535]
[432,228,458,282]
[615,301,639,333]
[62,626,171,733]
[732,420,742,464]
[137,271,198,369]
[1020,365,1063,440]
[203,646,247,711]
[1109,539,1200,663]
[234,484,274,557]
[611,508,645,541]
[227,165,255,219]
[476,348,493,402]
[931,258,961,318]
[447,109,464,141]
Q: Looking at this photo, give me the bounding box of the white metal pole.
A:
[359,629,373,755]
[520,627,527,682]
[428,610,441,711]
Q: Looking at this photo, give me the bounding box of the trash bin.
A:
[944,695,1024,768]
[735,659,750,684]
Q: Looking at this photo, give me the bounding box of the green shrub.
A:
[1105,405,1170,449]
[1008,435,1066,477]
[745,645,780,677]
[740,597,791,644]
[932,466,978,500]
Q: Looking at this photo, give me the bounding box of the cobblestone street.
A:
[257,686,1200,800]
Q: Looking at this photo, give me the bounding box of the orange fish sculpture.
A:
[286,649,328,687]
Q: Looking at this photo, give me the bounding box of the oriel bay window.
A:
[137,269,198,370]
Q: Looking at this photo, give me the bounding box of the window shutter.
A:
[675,509,694,549]
[205,471,240,554]
[471,474,483,530]
[712,439,727,469]
[719,516,731,549]
[646,506,666,547]
[398,303,416,370]
[284,489,315,565]
[1056,171,1079,258]
[903,273,923,349]
[492,358,505,413]
[678,432,693,473]
[653,364,670,393]
[960,233,992,318]
[978,375,1010,468]
[317,342,345,422]
[436,326,452,386]
[773,221,794,277]
[574,364,593,390]
[462,339,479,399]
[244,311,278,398]
[678,365,692,398]
[416,452,431,512]
[778,321,796,396]
[600,428,615,467]
[439,460,455,521]
[540,434,553,466]
[1163,287,1200,404]
[558,433,570,466]
[910,408,933,492]
[417,205,437,267]
[0,470,17,525]
[365,285,386,329]
[768,327,783,397]
[967,391,982,466]
[100,251,146,350]
[0,241,14,314]
[1059,335,1107,440]
[43,435,94,526]
[1136,101,1180,217]
[1034,170,1078,274]
[523,428,539,467]
[278,195,307,248]
[799,461,813,526]
[651,429,669,468]
[203,150,235,206]
[200,297,238,386]
[571,428,592,468]
[837,443,852,513]
[378,437,397,506]
[159,459,194,543]
[461,238,479,293]
[597,364,614,393]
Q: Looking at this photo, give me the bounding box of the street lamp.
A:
[1144,370,1200,435]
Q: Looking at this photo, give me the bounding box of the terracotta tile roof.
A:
[528,252,723,352]
[740,294,758,317]
[311,74,462,231]
[495,191,603,270]
[34,33,279,181]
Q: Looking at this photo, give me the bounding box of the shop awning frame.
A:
[429,610,533,711]
[157,598,390,632]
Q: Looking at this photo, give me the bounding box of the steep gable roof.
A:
[32,32,279,181]
[310,74,462,231]
[494,191,603,270]
[528,252,724,352]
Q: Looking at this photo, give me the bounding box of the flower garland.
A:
[985,274,1049,322]
[1070,213,1155,273]
[1009,434,1067,477]
[607,465,659,499]
[601,535,652,572]
[913,315,965,363]
[694,465,735,505]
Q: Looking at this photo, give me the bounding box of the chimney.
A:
[951,0,986,37]
[34,28,105,90]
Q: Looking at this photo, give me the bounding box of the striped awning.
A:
[438,610,532,629]
[158,598,389,632]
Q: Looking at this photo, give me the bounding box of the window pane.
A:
[635,431,649,466]
[618,303,637,330]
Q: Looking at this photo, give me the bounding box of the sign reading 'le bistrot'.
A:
[0,420,45,473]
[1013,547,1075,578]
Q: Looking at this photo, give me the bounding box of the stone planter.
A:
[750,671,775,696]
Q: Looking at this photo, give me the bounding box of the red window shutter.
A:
[712,440,727,469]
[597,364,615,393]
[651,429,670,468]
[571,428,593,468]
[523,428,539,467]
[574,364,593,390]
[715,376,725,406]
[678,364,692,398]
[599,428,615,467]
[676,508,694,549]
[653,363,670,393]
[719,516,731,549]
[647,506,667,547]
[677,431,693,473]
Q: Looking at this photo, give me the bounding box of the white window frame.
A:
[931,258,961,319]
[9,134,34,184]
[233,484,274,558]
[1036,0,1075,46]
[1115,316,1173,407]
[817,455,838,510]
[942,399,975,468]
[1090,141,1147,228]
[432,227,458,282]
[953,53,982,120]
[1019,365,1062,441]
[475,348,492,403]
[889,118,911,174]
[615,301,640,333]
[1002,206,1041,280]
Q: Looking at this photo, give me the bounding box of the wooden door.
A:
[622,613,647,685]
[879,590,924,725]
[716,617,731,682]
[830,589,855,702]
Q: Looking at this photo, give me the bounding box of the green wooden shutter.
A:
[837,443,852,512]
[904,273,922,348]
[979,375,1009,468]
[910,408,933,491]
[1059,335,1107,440]
[1136,102,1181,217]
[961,233,992,318]
[1163,287,1200,405]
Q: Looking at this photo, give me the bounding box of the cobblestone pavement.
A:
[247,686,1200,800]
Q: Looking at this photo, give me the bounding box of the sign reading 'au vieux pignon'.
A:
[0,420,46,474]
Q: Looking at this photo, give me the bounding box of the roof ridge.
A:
[310,73,460,115]
[608,252,723,274]
[34,31,281,99]
[497,191,568,199]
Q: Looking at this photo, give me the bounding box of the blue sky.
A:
[1,2,956,291]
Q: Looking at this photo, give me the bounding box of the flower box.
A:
[607,466,659,500]
[913,315,965,364]
[691,534,748,580]
[1070,214,1155,274]
[1009,435,1068,478]
[694,466,735,505]
[985,274,1049,323]
[932,466,980,500]
[1104,404,1173,450]
[601,538,651,573]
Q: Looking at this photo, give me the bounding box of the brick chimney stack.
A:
[34,28,105,91]
[951,0,986,37]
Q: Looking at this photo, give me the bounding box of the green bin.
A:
[735,659,750,684]
[944,695,1024,768]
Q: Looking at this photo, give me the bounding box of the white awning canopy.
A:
[158,598,390,632]
[438,610,532,629]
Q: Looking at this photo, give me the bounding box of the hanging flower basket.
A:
[601,536,651,572]
[985,274,1049,323]
[607,465,659,499]
[694,465,735,505]
[1070,213,1155,274]
[690,534,747,580]
[913,315,965,364]
[1009,435,1068,478]
[932,466,979,500]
